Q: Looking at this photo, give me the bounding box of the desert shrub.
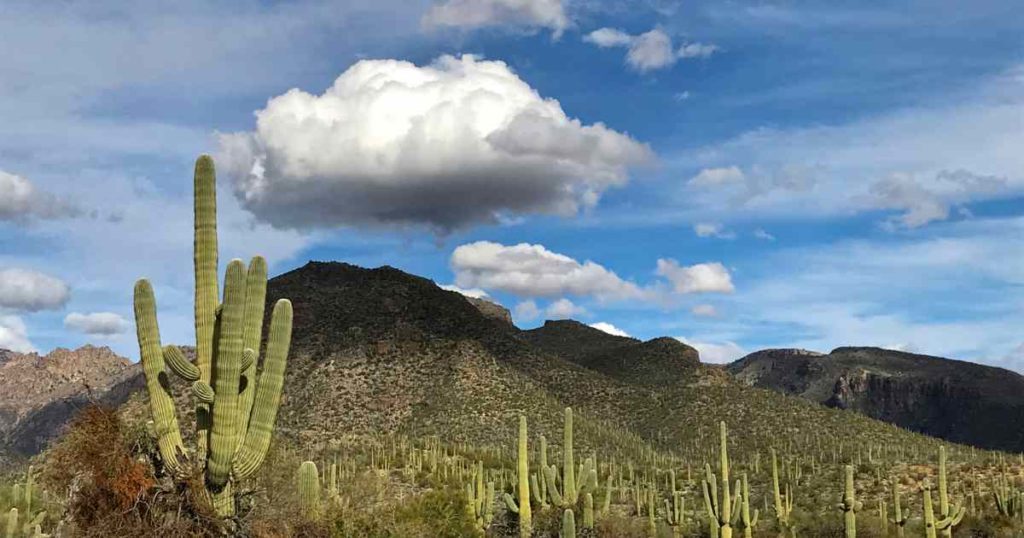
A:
[40,404,219,537]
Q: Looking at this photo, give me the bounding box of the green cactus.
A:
[467,462,494,533]
[935,447,964,538]
[664,469,686,537]
[771,449,794,531]
[923,487,963,538]
[838,465,861,538]
[738,473,759,538]
[5,509,16,538]
[562,508,576,538]
[992,472,1020,517]
[298,461,321,521]
[501,415,533,538]
[544,408,593,509]
[647,486,657,538]
[703,422,740,538]
[891,482,908,537]
[583,493,594,529]
[133,155,294,517]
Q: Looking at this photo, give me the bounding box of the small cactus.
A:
[562,508,576,538]
[298,461,321,521]
[837,465,862,538]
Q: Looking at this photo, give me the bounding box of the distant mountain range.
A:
[3,260,1022,467]
[728,346,1024,452]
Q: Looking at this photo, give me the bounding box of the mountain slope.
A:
[257,262,947,462]
[729,347,1024,452]
[0,346,143,465]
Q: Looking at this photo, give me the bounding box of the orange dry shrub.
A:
[43,405,156,519]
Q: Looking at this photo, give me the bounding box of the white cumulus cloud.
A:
[0,171,79,223]
[0,315,34,353]
[590,322,631,337]
[584,27,718,72]
[545,298,587,319]
[451,241,647,300]
[676,337,745,364]
[451,241,735,303]
[422,0,568,35]
[219,55,651,232]
[0,268,70,312]
[64,312,130,336]
[656,260,735,294]
[514,300,541,321]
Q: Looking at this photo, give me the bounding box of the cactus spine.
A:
[501,415,533,538]
[838,465,861,538]
[703,421,740,538]
[298,461,321,521]
[133,155,293,517]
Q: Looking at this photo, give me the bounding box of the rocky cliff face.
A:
[728,347,1024,452]
[0,346,143,462]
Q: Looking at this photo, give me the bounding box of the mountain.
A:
[523,320,700,386]
[254,261,938,457]
[0,346,143,466]
[15,261,1006,470]
[728,346,1024,452]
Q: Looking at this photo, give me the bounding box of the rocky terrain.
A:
[728,346,1024,452]
[0,345,143,465]
[8,260,1024,469]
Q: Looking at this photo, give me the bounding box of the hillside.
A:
[0,346,142,465]
[728,346,1024,452]
[251,261,946,460]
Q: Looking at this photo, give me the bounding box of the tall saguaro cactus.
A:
[502,415,533,538]
[703,421,740,538]
[936,446,965,538]
[838,465,862,538]
[134,155,293,517]
[544,408,591,509]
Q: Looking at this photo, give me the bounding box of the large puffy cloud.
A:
[0,268,70,312]
[219,54,651,232]
[584,28,718,72]
[656,260,735,294]
[451,241,646,300]
[422,0,568,35]
[0,315,34,353]
[64,312,130,336]
[451,241,735,302]
[0,171,79,223]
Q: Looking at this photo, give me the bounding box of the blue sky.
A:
[1,0,1022,368]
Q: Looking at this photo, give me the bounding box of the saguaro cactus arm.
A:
[233,299,293,480]
[134,279,187,475]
